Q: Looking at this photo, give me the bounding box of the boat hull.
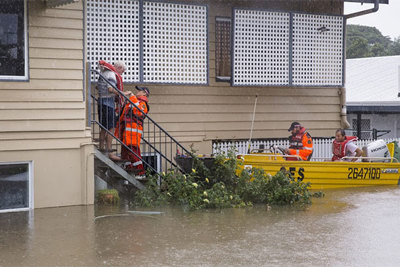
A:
[238,154,400,190]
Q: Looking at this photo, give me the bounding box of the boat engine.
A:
[362,140,390,162]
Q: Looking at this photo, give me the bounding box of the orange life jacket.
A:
[120,95,149,147]
[332,136,358,161]
[287,127,313,161]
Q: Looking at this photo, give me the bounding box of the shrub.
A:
[133,152,321,210]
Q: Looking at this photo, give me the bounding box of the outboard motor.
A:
[362,140,390,162]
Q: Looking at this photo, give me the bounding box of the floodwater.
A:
[1,187,400,266]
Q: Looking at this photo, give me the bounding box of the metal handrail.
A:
[92,121,158,174]
[89,68,193,174]
[238,153,303,161]
[342,156,399,163]
[249,146,303,160]
[91,69,192,157]
[239,153,399,163]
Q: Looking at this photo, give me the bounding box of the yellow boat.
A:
[237,151,400,190]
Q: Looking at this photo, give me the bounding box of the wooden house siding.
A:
[122,0,344,152]
[0,0,89,151]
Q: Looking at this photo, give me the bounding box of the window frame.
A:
[0,0,29,82]
[0,161,34,213]
[215,16,232,82]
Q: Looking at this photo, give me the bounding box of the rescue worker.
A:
[283,122,313,161]
[116,86,150,176]
[332,129,362,162]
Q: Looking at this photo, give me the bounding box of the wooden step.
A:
[94,149,145,190]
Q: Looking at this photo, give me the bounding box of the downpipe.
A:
[339,87,351,129]
[345,0,380,19]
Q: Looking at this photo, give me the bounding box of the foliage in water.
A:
[134,151,321,210]
[97,189,120,205]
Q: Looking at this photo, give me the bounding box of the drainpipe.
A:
[340,0,380,128]
[339,87,351,128]
[344,0,380,19]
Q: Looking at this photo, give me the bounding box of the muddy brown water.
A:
[1,187,400,266]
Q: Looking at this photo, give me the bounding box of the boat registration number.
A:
[348,167,381,180]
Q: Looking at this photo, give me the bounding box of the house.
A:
[0,0,94,212]
[346,55,400,139]
[0,0,386,212]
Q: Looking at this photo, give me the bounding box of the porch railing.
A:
[88,69,192,174]
[213,138,400,161]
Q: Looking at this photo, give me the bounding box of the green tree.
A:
[347,37,369,58]
[370,42,387,57]
[389,37,400,55]
[346,25,400,58]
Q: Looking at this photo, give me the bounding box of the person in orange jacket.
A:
[116,86,150,176]
[284,122,313,161]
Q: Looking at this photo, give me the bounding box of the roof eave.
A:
[347,103,400,114]
[344,0,388,4]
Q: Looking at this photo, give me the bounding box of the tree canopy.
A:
[346,24,400,59]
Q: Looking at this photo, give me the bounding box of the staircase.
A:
[89,69,192,194]
[94,149,145,193]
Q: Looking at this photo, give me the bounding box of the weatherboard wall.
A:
[0,0,94,209]
[122,0,344,153]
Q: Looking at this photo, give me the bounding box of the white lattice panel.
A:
[233,10,290,86]
[87,0,140,82]
[143,2,208,84]
[292,14,344,86]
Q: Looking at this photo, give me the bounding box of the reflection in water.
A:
[0,187,400,266]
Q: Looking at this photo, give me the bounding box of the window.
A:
[0,162,32,212]
[0,0,28,80]
[215,17,231,81]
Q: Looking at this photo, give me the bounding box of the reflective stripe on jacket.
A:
[121,95,149,147]
[288,127,313,161]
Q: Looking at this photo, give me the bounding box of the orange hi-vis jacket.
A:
[119,95,149,147]
[288,127,313,161]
